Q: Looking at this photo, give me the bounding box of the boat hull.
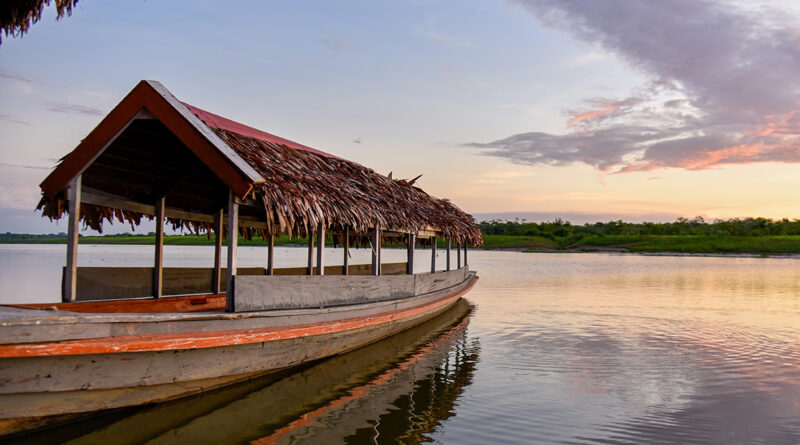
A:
[0,272,477,436]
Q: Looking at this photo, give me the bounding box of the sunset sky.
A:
[3,0,800,233]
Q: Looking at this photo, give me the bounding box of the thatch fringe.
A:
[1,0,78,45]
[215,128,482,246]
[36,114,483,246]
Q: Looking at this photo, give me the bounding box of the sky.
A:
[3,0,800,233]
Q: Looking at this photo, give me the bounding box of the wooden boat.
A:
[0,81,482,436]
[6,298,474,444]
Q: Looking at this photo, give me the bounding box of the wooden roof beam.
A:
[81,187,270,230]
[40,80,264,200]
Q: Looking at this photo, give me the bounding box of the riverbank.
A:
[4,233,800,256]
[491,234,800,256]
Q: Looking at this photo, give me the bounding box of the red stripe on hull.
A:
[0,279,475,358]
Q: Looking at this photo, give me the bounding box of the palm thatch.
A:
[36,87,483,247]
[214,128,482,246]
[0,0,78,45]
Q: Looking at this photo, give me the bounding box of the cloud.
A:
[0,114,29,125]
[317,33,348,51]
[0,68,49,85]
[470,0,800,172]
[0,162,49,170]
[46,102,104,116]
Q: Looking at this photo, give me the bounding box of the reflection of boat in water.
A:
[7,299,476,444]
[0,80,481,435]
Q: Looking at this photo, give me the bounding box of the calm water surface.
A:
[2,246,800,444]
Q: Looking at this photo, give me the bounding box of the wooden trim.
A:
[153,196,165,299]
[40,80,259,200]
[145,81,264,185]
[80,187,271,229]
[63,175,81,303]
[225,190,239,312]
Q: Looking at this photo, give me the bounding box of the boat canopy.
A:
[37,80,482,246]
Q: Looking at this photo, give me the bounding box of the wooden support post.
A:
[316,223,325,275]
[457,243,462,269]
[343,227,350,275]
[377,228,382,275]
[431,236,437,273]
[266,234,274,275]
[407,233,415,274]
[464,244,468,266]
[153,196,165,299]
[63,175,81,303]
[446,239,451,271]
[371,228,380,275]
[225,190,239,313]
[307,226,314,275]
[213,208,223,293]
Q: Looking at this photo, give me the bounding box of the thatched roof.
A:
[1,0,78,45]
[37,80,482,246]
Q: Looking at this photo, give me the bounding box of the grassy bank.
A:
[5,233,800,255]
[571,234,800,254]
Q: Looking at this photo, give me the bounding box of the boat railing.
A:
[66,262,410,302]
[230,266,471,312]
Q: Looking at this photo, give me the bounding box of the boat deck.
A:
[5,293,226,314]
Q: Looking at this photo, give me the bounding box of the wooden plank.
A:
[446,239,451,271]
[66,262,411,301]
[343,227,349,275]
[153,196,165,298]
[225,190,239,312]
[74,267,265,301]
[81,187,273,229]
[40,86,148,199]
[407,233,415,275]
[316,224,325,276]
[39,81,259,200]
[234,275,415,312]
[266,234,274,275]
[63,175,81,303]
[213,208,223,293]
[144,81,265,186]
[431,235,437,273]
[414,267,468,296]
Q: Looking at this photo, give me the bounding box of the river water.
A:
[2,245,800,444]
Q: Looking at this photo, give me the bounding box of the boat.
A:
[0,81,482,436]
[6,299,474,444]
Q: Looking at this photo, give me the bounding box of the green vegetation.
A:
[477,217,800,254]
[6,216,800,255]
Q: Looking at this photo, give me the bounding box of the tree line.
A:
[478,217,800,240]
